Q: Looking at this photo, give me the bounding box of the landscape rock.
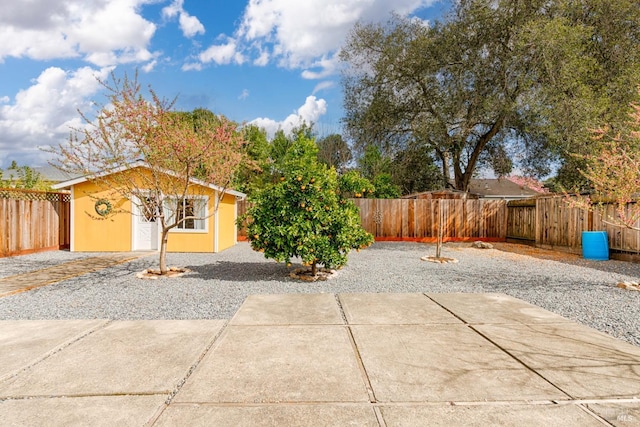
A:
[289,267,337,282]
[472,241,494,249]
[617,281,640,291]
[420,256,459,264]
[136,267,190,280]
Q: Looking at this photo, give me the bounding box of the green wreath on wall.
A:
[94,198,112,217]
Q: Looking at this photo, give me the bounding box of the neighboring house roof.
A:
[33,166,81,183]
[51,160,246,199]
[402,189,480,199]
[468,178,543,199]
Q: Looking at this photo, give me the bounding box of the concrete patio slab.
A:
[0,293,638,425]
[428,292,572,324]
[0,319,107,380]
[174,325,370,404]
[475,323,640,398]
[229,293,344,325]
[534,366,640,400]
[475,322,640,367]
[155,404,380,427]
[339,293,461,324]
[0,395,166,427]
[378,404,606,426]
[350,324,568,402]
[0,320,225,398]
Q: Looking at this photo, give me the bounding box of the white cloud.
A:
[0,66,112,166]
[238,89,250,100]
[0,0,157,66]
[253,49,270,66]
[141,59,157,73]
[182,62,203,71]
[162,0,206,38]
[312,81,336,95]
[199,37,245,65]
[250,96,327,138]
[179,13,206,38]
[301,57,339,80]
[192,0,436,76]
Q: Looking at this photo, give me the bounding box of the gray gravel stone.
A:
[0,242,638,347]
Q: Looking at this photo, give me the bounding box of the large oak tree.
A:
[341,0,640,191]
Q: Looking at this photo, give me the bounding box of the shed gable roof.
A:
[51,160,246,199]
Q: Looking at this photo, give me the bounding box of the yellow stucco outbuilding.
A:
[52,163,246,253]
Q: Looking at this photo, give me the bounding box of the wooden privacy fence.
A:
[0,188,71,257]
[507,196,640,257]
[350,198,507,241]
[238,198,508,241]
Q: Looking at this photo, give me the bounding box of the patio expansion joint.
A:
[422,293,469,324]
[0,319,112,384]
[0,391,168,402]
[145,319,231,426]
[335,294,381,409]
[467,324,576,400]
[420,294,613,411]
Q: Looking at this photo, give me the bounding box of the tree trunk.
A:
[311,261,317,277]
[453,116,506,192]
[442,151,451,187]
[159,228,169,274]
[436,201,443,258]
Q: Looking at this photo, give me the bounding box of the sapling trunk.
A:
[159,229,169,274]
[436,202,443,258]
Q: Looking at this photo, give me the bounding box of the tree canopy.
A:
[241,132,373,278]
[340,0,640,191]
[316,133,352,173]
[0,161,48,190]
[571,94,640,230]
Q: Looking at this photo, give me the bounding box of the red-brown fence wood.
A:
[506,199,536,244]
[0,188,70,257]
[239,195,640,259]
[507,196,640,258]
[238,198,508,241]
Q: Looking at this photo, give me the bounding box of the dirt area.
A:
[491,242,583,262]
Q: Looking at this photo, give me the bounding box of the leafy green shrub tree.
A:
[338,170,375,198]
[241,133,373,278]
[0,161,49,190]
[372,173,401,198]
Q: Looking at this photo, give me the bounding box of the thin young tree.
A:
[572,96,640,231]
[51,72,248,274]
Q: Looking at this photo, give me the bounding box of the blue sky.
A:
[0,0,451,168]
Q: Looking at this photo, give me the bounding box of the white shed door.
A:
[132,196,158,251]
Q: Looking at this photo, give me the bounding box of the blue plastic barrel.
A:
[581,231,609,260]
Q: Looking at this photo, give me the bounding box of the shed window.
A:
[165,197,208,231]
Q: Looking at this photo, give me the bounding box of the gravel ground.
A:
[0,242,638,346]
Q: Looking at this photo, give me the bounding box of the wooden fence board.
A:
[237,198,508,241]
[508,196,640,255]
[0,189,71,257]
[238,196,640,256]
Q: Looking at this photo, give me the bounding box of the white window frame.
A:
[165,196,209,233]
